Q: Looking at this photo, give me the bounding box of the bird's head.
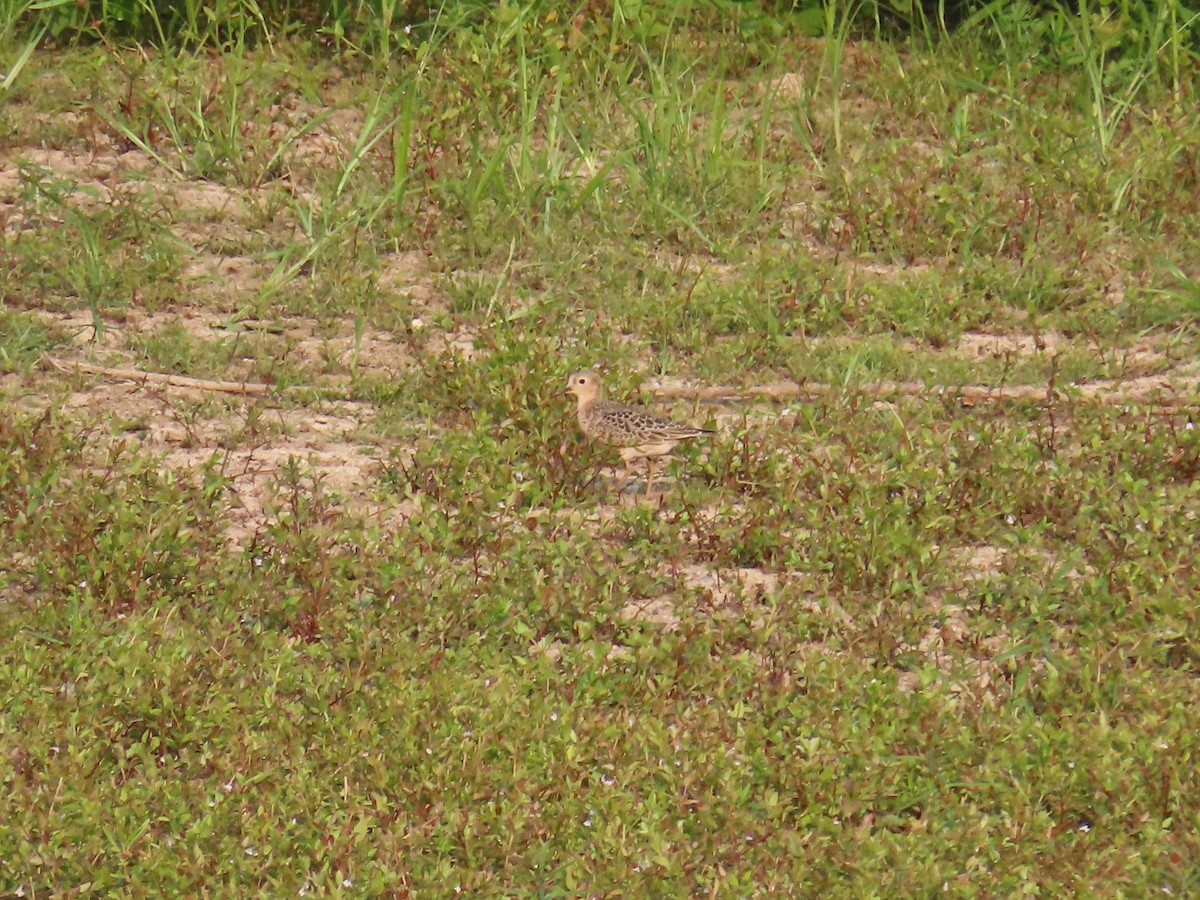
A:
[565,370,601,403]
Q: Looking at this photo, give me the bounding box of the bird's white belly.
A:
[621,441,679,461]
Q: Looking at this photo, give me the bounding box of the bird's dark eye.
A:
[578,378,586,384]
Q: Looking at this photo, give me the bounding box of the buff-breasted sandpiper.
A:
[565,370,714,495]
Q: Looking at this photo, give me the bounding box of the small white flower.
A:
[245,845,258,856]
[550,711,559,722]
[1005,514,1016,525]
[342,879,352,888]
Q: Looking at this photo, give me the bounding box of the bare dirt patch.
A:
[378,250,438,306]
[0,146,157,196]
[162,180,254,219]
[272,105,366,170]
[894,602,1030,708]
[34,303,424,390]
[769,71,806,100]
[945,544,1007,582]
[619,593,680,628]
[179,254,265,306]
[41,307,228,350]
[272,318,418,380]
[162,419,385,548]
[622,563,827,628]
[955,330,1066,359]
[22,366,388,548]
[653,248,738,285]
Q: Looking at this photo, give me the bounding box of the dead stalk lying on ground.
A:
[43,355,272,395]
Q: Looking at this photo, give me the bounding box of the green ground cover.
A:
[2,1,1199,894]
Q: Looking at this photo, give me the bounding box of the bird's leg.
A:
[644,457,656,496]
[613,451,635,493]
[613,462,632,493]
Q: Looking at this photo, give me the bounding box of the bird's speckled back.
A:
[580,398,712,446]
